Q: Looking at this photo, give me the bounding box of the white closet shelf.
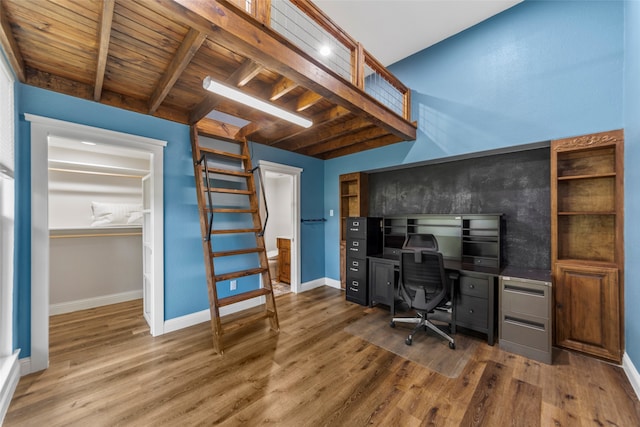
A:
[48,159,149,178]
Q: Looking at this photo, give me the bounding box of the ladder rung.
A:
[218,287,272,307]
[221,310,275,334]
[212,248,263,258]
[204,188,252,195]
[211,227,261,235]
[202,167,251,178]
[215,267,268,283]
[208,208,257,214]
[199,146,247,160]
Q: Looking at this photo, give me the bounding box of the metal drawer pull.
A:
[349,267,358,272]
[351,281,358,286]
[504,315,545,331]
[469,309,474,314]
[504,284,545,297]
[468,284,475,289]
[349,287,358,292]
[351,261,359,266]
[352,241,359,246]
[352,221,359,226]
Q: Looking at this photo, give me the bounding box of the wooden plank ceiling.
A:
[0,0,416,159]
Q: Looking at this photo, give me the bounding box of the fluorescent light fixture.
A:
[81,141,96,146]
[203,76,312,128]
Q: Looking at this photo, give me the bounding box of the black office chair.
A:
[390,248,456,349]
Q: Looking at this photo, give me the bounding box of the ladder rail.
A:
[251,165,269,238]
[197,154,215,240]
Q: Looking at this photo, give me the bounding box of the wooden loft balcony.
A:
[0,0,416,159]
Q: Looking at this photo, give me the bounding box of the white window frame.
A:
[0,49,20,424]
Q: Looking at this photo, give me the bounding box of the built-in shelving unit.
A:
[551,129,624,363]
[339,172,368,288]
[382,214,501,272]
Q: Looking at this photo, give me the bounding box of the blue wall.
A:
[14,85,324,356]
[624,0,640,366]
[324,0,624,282]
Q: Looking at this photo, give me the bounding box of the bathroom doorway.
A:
[258,160,302,294]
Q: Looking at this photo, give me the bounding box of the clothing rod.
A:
[50,232,142,239]
[48,167,145,179]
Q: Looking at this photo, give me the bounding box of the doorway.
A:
[258,160,302,294]
[26,114,166,373]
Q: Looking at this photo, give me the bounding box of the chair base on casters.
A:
[390,313,455,349]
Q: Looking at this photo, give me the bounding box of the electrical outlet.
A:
[330,209,334,217]
[230,280,237,291]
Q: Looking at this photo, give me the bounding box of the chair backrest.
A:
[403,233,439,252]
[398,249,448,312]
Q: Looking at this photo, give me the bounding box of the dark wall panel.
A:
[369,148,550,270]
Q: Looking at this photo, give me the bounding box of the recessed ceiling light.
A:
[319,45,331,57]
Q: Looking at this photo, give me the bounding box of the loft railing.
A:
[223,0,411,120]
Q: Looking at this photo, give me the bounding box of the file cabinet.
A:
[345,217,381,305]
[499,275,552,364]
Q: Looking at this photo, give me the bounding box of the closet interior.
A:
[48,136,151,315]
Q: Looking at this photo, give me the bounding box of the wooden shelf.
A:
[551,129,624,363]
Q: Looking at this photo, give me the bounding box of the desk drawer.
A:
[459,275,490,298]
[456,294,488,329]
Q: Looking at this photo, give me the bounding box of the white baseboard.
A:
[299,277,331,292]
[49,290,143,315]
[324,277,342,289]
[19,357,31,376]
[164,280,340,333]
[163,296,266,334]
[623,352,640,400]
[0,351,20,424]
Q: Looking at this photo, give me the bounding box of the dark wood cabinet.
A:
[277,237,290,284]
[455,272,497,345]
[555,262,620,361]
[551,129,624,363]
[369,257,397,313]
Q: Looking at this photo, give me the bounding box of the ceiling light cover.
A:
[203,76,312,128]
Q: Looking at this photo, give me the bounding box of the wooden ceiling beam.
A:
[273,116,371,151]
[163,0,416,140]
[269,76,297,101]
[0,3,25,82]
[189,58,264,124]
[299,126,388,157]
[148,28,206,114]
[94,0,115,101]
[296,91,323,112]
[321,134,403,160]
[26,67,189,123]
[196,117,243,141]
[264,105,350,144]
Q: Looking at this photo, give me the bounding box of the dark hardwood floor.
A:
[6,286,640,426]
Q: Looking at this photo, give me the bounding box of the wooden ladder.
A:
[190,126,279,354]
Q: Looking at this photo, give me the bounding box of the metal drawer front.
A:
[501,314,550,352]
[346,239,365,258]
[346,218,366,239]
[459,275,489,298]
[502,279,550,318]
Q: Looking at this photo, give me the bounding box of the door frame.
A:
[25,114,166,373]
[258,160,302,293]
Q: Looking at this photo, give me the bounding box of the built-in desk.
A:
[368,254,499,345]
